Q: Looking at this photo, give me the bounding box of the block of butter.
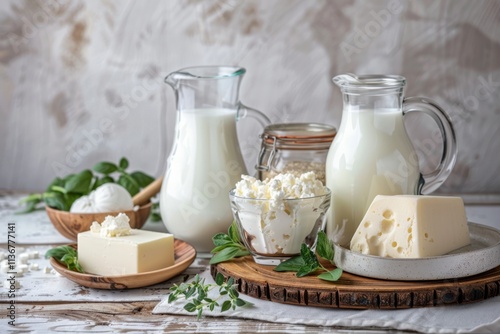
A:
[78,229,175,276]
[350,195,470,258]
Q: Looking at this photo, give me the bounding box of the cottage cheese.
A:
[90,213,131,237]
[232,172,329,256]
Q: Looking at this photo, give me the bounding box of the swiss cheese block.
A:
[350,195,470,258]
[78,230,175,276]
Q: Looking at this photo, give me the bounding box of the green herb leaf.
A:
[273,238,342,281]
[221,300,232,312]
[129,171,155,188]
[65,192,82,210]
[118,174,140,196]
[93,162,119,175]
[316,231,334,262]
[212,233,232,248]
[17,193,43,214]
[318,268,343,282]
[93,176,114,189]
[119,157,129,170]
[16,199,39,214]
[168,271,250,319]
[209,246,246,265]
[46,177,65,192]
[301,243,319,268]
[274,255,306,272]
[228,223,241,244]
[184,303,196,312]
[64,170,93,194]
[215,273,225,286]
[210,222,249,264]
[45,246,84,273]
[50,185,67,194]
[43,192,69,211]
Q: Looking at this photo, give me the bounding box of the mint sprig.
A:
[209,222,250,264]
[274,231,343,282]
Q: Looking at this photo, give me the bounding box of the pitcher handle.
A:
[236,102,271,127]
[402,97,457,194]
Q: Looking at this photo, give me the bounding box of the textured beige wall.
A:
[0,0,499,194]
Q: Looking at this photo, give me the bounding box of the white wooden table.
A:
[1,191,499,333]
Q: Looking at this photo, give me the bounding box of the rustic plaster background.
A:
[0,0,499,194]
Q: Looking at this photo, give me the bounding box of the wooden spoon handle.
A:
[132,176,164,206]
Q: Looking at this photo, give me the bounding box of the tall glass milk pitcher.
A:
[161,66,270,253]
[326,74,457,247]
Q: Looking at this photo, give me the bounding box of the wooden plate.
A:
[211,257,500,309]
[50,239,196,289]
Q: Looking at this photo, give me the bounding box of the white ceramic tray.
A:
[334,222,500,281]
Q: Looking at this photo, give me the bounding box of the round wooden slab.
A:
[211,256,500,309]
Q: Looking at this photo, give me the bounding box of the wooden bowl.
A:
[45,202,152,241]
[50,239,196,289]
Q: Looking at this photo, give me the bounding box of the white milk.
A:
[160,108,246,252]
[326,108,420,247]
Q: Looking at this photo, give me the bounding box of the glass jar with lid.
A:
[255,123,336,184]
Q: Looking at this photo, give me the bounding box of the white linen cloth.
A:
[153,270,500,334]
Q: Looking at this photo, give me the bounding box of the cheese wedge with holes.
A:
[350,195,470,258]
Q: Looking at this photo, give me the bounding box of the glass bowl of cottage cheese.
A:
[229,172,331,265]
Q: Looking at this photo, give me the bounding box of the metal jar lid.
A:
[261,123,336,150]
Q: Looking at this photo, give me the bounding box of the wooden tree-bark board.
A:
[211,256,500,309]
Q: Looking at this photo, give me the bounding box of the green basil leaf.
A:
[209,247,243,264]
[93,176,115,189]
[19,193,43,204]
[65,192,82,209]
[93,162,118,175]
[45,246,83,273]
[234,249,250,257]
[301,243,319,268]
[129,171,155,188]
[43,192,68,211]
[16,199,39,214]
[46,177,65,192]
[212,233,233,247]
[318,268,343,282]
[210,244,232,254]
[118,174,140,196]
[316,231,334,262]
[296,263,318,277]
[50,185,67,194]
[64,170,93,194]
[228,222,241,243]
[119,157,129,170]
[273,255,306,272]
[45,245,74,259]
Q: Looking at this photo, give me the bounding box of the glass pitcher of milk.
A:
[326,74,457,247]
[160,66,270,253]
